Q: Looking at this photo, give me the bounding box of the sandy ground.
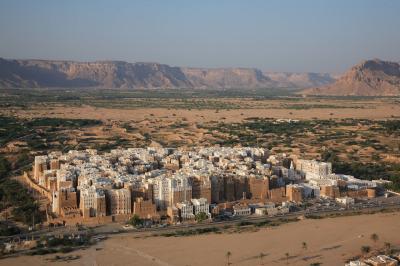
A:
[4,103,400,123]
[3,212,400,266]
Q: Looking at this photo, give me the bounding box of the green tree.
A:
[14,152,31,170]
[195,212,208,223]
[0,222,20,236]
[302,242,308,251]
[0,179,42,225]
[361,246,370,257]
[321,150,338,163]
[12,202,41,225]
[0,156,11,180]
[370,233,379,246]
[128,214,143,227]
[226,251,232,265]
[285,252,290,265]
[143,133,151,142]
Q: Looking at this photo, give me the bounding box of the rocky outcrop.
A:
[181,67,277,88]
[301,59,400,96]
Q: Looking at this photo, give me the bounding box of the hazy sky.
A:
[0,0,399,73]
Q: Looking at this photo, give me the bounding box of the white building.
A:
[296,159,332,180]
[336,196,355,205]
[233,204,251,216]
[365,255,399,266]
[254,202,275,216]
[176,201,195,220]
[267,207,278,216]
[151,176,170,210]
[308,178,337,187]
[152,175,192,210]
[345,260,369,266]
[255,208,267,216]
[191,198,211,218]
[340,175,376,189]
[278,206,290,214]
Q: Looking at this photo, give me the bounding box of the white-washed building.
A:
[191,198,211,218]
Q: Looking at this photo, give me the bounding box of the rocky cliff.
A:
[301,59,400,96]
[0,58,335,89]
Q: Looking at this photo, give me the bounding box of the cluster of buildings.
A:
[31,147,387,225]
[346,253,400,266]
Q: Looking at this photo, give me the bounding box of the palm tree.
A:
[285,252,290,265]
[384,242,392,255]
[361,246,370,258]
[302,242,308,251]
[370,233,379,246]
[259,252,266,265]
[226,251,232,265]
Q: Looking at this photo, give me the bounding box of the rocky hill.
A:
[263,72,335,89]
[181,67,277,88]
[301,59,400,96]
[0,58,334,89]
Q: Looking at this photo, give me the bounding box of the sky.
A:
[0,0,399,73]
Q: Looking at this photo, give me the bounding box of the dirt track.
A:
[3,212,400,266]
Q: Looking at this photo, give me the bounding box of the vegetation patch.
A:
[159,227,221,237]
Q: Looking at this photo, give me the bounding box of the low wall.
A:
[48,214,133,226]
[22,171,52,201]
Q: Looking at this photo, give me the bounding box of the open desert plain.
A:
[2,212,400,266]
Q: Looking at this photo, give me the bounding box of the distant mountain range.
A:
[2,58,398,95]
[302,59,400,96]
[0,58,335,89]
